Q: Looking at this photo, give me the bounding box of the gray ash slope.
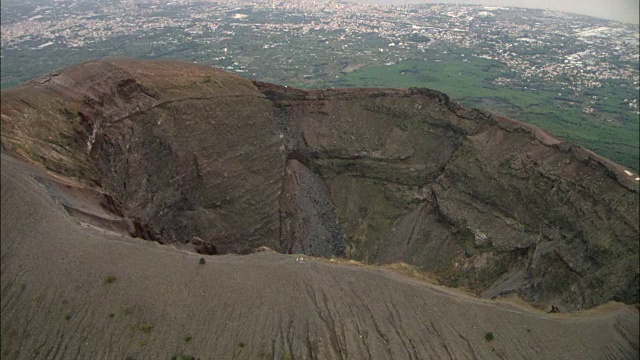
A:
[1,153,639,359]
[0,58,638,312]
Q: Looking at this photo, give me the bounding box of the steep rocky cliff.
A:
[1,59,637,310]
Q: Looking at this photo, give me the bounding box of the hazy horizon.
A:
[349,0,640,24]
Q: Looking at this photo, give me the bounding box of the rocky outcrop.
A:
[1,59,638,310]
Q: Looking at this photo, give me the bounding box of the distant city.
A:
[1,0,639,168]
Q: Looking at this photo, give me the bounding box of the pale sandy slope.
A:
[1,153,638,360]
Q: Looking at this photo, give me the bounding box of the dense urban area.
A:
[1,0,639,169]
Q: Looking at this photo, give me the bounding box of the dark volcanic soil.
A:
[1,58,638,312]
[1,153,639,359]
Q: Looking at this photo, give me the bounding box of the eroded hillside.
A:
[1,59,638,310]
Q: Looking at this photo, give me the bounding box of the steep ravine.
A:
[1,59,638,311]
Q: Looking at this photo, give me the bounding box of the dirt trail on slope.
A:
[2,154,638,359]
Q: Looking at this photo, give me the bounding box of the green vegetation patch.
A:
[138,322,153,333]
[485,332,495,342]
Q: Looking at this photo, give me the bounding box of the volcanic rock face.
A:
[1,59,638,310]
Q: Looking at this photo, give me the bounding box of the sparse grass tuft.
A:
[231,340,247,360]
[485,332,494,342]
[199,257,205,265]
[138,323,153,333]
[104,275,117,284]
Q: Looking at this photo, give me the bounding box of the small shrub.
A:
[64,314,72,320]
[139,339,147,347]
[485,332,494,342]
[138,323,153,333]
[237,342,245,348]
[184,336,192,343]
[125,357,135,360]
[199,257,205,265]
[109,313,115,318]
[104,275,117,284]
